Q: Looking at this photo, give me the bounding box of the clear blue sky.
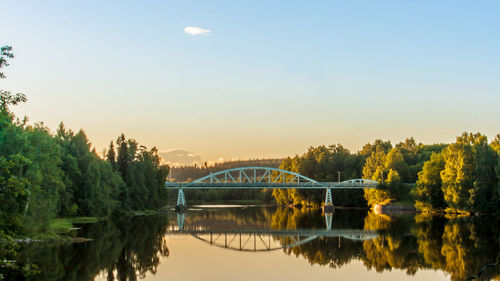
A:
[1,0,499,162]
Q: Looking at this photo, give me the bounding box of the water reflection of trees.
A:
[270,208,500,281]
[16,215,170,281]
[362,213,423,275]
[183,207,277,229]
[7,208,500,281]
[271,208,367,268]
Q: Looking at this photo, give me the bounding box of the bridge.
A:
[165,167,379,208]
[167,212,378,252]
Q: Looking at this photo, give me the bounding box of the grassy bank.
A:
[48,217,99,234]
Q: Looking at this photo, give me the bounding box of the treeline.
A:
[104,135,168,212]
[0,47,168,237]
[275,133,500,214]
[414,133,500,214]
[273,139,446,207]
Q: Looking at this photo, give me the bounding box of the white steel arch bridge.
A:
[165,167,379,208]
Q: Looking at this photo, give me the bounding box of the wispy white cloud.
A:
[184,26,211,35]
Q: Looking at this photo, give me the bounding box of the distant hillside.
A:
[169,158,282,182]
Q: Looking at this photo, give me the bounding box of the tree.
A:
[0,90,27,113]
[274,144,365,206]
[107,141,116,170]
[414,152,446,212]
[116,134,130,211]
[0,154,31,233]
[440,132,498,213]
[491,135,500,205]
[384,148,409,182]
[469,135,498,213]
[440,136,475,212]
[491,134,500,154]
[359,139,392,157]
[0,46,26,115]
[362,147,410,206]
[362,151,386,181]
[0,45,14,79]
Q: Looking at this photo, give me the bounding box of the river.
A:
[9,206,500,280]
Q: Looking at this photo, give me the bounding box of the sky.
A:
[1,0,499,163]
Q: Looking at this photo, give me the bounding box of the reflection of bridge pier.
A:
[165,167,378,208]
[325,211,333,230]
[176,212,185,231]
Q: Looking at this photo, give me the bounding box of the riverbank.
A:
[4,209,170,244]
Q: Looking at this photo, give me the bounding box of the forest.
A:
[0,46,169,240]
[275,134,500,214]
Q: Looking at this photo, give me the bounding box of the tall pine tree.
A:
[116,134,130,211]
[106,141,116,170]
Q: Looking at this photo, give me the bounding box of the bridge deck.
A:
[165,182,377,189]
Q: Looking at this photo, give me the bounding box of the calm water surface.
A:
[14,207,500,280]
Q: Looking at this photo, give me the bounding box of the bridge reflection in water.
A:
[166,212,378,252]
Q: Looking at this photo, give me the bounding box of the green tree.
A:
[362,151,386,181]
[414,152,446,212]
[440,132,498,213]
[0,154,31,233]
[116,134,130,211]
[0,46,26,116]
[275,144,365,206]
[491,134,500,209]
[384,148,408,182]
[0,45,14,79]
[469,134,498,213]
[359,139,392,157]
[490,134,500,154]
[107,141,116,170]
[362,147,410,206]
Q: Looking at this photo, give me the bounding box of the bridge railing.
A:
[165,182,379,189]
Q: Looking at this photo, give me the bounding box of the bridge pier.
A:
[323,188,335,212]
[175,189,186,211]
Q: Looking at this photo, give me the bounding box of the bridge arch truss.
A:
[166,167,378,208]
[192,167,319,184]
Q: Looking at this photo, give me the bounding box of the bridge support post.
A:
[175,189,186,211]
[323,188,335,211]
